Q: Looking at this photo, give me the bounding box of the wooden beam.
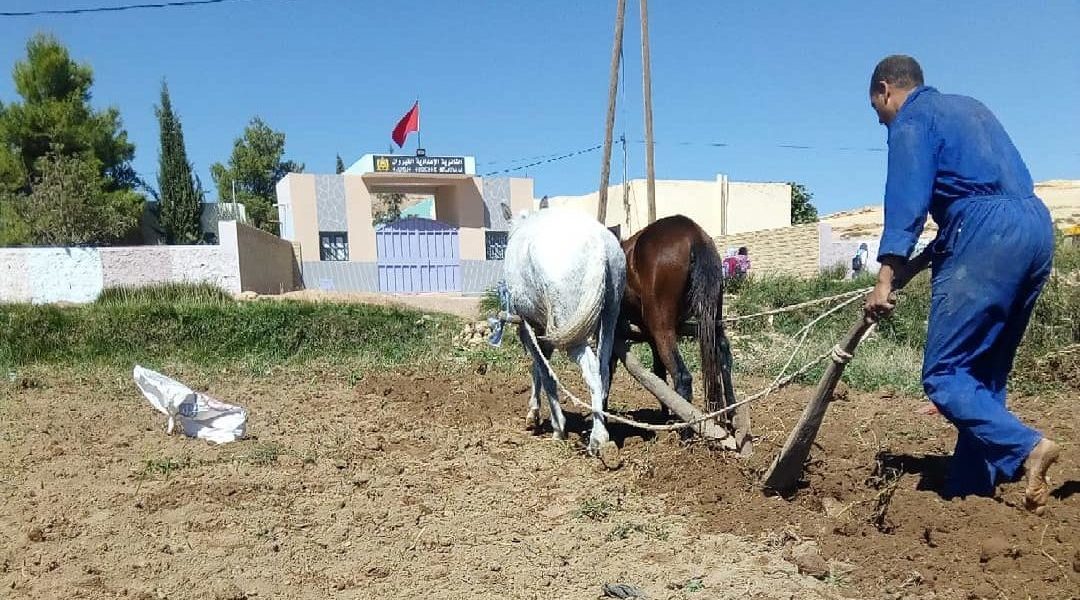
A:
[640,0,656,225]
[617,345,735,447]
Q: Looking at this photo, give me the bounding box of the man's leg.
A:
[922,255,1040,497]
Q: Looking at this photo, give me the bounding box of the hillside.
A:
[822,180,1080,240]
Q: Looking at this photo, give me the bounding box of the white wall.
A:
[543,177,790,238]
[0,221,299,304]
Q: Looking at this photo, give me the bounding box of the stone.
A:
[788,541,829,579]
[978,536,1009,563]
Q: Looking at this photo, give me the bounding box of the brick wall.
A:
[716,222,823,278]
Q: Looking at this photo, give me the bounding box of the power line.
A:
[482,144,602,177]
[0,0,276,17]
[632,139,886,152]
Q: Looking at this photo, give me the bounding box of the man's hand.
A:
[864,256,905,323]
[864,280,895,322]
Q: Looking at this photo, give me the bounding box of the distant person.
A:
[723,246,751,279]
[851,242,869,277]
[862,55,1059,512]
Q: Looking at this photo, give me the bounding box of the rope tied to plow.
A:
[492,284,879,434]
[830,345,854,364]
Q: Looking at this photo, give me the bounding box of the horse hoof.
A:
[551,430,567,441]
[524,409,541,431]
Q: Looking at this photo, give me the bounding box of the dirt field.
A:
[1,365,1076,599]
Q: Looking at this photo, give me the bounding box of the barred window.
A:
[319,231,349,261]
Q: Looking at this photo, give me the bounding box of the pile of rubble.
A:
[456,320,496,347]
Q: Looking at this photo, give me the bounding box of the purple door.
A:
[376,217,461,293]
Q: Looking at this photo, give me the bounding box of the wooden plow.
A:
[497,312,748,452]
[495,250,929,497]
[761,250,930,496]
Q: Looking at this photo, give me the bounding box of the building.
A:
[543,176,792,238]
[276,155,797,294]
[275,153,533,294]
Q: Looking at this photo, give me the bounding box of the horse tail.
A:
[688,232,729,415]
[541,235,607,348]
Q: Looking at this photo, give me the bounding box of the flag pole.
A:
[415,98,421,154]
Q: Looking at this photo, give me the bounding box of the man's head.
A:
[869,55,924,125]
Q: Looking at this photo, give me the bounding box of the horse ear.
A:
[500,202,513,221]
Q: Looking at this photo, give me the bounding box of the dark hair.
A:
[870,55,924,93]
[737,246,748,256]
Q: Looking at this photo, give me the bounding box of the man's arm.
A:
[866,117,937,320]
[877,118,937,261]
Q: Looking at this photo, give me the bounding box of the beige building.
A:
[275,153,533,294]
[275,154,798,293]
[543,175,792,238]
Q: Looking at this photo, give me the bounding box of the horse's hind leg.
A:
[525,361,543,432]
[651,329,693,403]
[649,343,671,419]
[518,325,563,438]
[569,343,609,453]
[650,343,668,383]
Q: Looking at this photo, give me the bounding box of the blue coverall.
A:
[877,86,1055,498]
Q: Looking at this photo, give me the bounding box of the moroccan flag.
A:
[391,101,420,148]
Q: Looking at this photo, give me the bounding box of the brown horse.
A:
[618,215,743,441]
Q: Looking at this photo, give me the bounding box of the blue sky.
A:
[1,0,1077,214]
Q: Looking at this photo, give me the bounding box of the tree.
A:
[210,117,303,234]
[373,192,404,225]
[16,149,142,246]
[789,182,819,225]
[155,82,204,244]
[0,34,142,245]
[0,34,138,193]
[335,154,346,174]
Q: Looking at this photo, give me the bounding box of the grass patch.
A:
[576,496,618,521]
[0,287,459,370]
[140,455,192,479]
[715,239,1078,395]
[240,442,284,466]
[96,283,233,306]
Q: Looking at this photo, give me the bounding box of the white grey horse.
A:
[501,206,626,454]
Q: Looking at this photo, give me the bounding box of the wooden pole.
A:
[597,0,626,224]
[618,345,734,446]
[640,0,656,225]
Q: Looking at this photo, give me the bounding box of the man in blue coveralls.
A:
[863,55,1061,513]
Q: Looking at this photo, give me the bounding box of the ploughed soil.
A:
[0,364,1076,599]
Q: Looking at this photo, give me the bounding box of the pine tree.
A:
[335,154,346,174]
[156,82,203,244]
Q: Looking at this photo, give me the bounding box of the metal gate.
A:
[375,217,461,293]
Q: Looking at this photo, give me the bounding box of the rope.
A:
[830,345,854,364]
[1035,343,1080,363]
[723,287,873,323]
[515,289,870,434]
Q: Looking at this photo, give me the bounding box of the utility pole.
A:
[640,0,656,225]
[621,133,630,234]
[597,0,626,225]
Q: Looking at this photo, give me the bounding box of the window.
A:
[485,230,508,261]
[319,231,349,261]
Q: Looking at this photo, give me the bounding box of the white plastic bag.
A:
[133,365,247,444]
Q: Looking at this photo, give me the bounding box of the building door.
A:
[375,217,461,293]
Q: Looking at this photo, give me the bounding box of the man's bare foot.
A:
[1023,438,1061,515]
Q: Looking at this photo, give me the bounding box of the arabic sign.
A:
[372,155,467,175]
